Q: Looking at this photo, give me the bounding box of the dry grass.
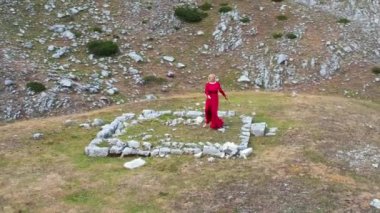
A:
[0,92,379,212]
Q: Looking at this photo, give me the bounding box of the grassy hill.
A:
[0,91,379,212]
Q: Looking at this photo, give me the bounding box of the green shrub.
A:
[73,30,82,38]
[240,17,250,23]
[219,5,233,13]
[372,66,380,74]
[174,5,208,23]
[276,15,288,21]
[26,82,46,93]
[143,75,167,85]
[272,0,284,2]
[337,18,350,24]
[220,3,229,6]
[87,40,119,57]
[199,2,212,11]
[272,32,283,39]
[92,27,102,33]
[286,32,297,39]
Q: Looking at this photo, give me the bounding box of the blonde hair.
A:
[208,73,216,82]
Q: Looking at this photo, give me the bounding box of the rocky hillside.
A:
[1,0,379,121]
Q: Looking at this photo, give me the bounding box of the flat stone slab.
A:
[123,158,146,169]
[251,122,267,136]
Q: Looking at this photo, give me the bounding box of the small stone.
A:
[176,63,186,69]
[123,158,146,169]
[237,75,250,83]
[59,78,73,87]
[372,163,379,168]
[207,157,215,162]
[32,133,44,140]
[80,123,91,129]
[143,142,152,150]
[92,118,104,127]
[145,94,157,100]
[251,122,267,136]
[163,56,175,62]
[370,199,380,209]
[196,30,204,35]
[4,79,14,86]
[194,152,202,158]
[239,148,253,159]
[276,54,288,65]
[167,71,175,78]
[62,30,75,40]
[101,70,110,77]
[85,146,109,157]
[127,140,140,148]
[128,52,144,62]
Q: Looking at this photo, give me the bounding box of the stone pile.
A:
[85,109,277,160]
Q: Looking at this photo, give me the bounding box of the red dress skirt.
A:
[204,82,227,129]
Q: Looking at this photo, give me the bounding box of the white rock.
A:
[123,158,146,169]
[85,146,109,157]
[239,148,253,159]
[176,63,186,68]
[196,30,205,35]
[251,122,267,136]
[92,118,104,127]
[194,152,203,158]
[128,52,143,62]
[207,157,215,162]
[59,78,73,87]
[32,133,44,140]
[277,54,288,65]
[194,116,204,125]
[370,199,380,209]
[80,123,91,129]
[62,30,75,40]
[4,79,14,86]
[163,56,175,62]
[238,75,250,83]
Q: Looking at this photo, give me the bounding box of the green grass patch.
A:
[371,66,380,74]
[276,15,288,21]
[303,149,327,164]
[272,32,283,39]
[174,5,208,23]
[65,190,100,204]
[286,32,297,39]
[337,18,350,24]
[240,17,250,23]
[92,26,102,33]
[26,82,46,93]
[199,2,212,11]
[143,75,168,85]
[87,40,119,57]
[219,5,233,13]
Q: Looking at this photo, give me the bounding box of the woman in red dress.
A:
[203,74,228,129]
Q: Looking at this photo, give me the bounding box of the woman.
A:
[203,74,228,129]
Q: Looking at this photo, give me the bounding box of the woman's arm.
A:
[218,82,227,99]
[204,83,211,99]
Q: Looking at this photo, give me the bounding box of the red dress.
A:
[204,82,227,129]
